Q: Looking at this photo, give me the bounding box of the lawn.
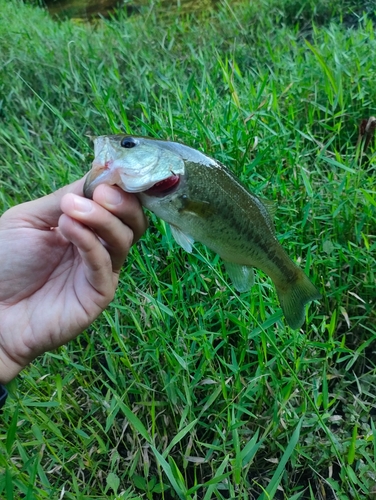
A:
[0,0,375,498]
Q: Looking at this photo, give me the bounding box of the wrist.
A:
[0,347,23,385]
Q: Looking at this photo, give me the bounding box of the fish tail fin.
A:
[276,271,321,329]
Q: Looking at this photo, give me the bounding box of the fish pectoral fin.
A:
[223,262,255,292]
[170,224,195,253]
[179,197,215,219]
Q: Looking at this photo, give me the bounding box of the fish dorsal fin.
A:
[224,261,255,292]
[170,224,195,253]
[261,198,277,218]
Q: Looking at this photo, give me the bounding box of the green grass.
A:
[0,0,376,498]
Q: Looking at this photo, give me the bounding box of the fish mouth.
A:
[144,174,180,196]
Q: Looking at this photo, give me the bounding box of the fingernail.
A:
[105,187,123,206]
[74,197,93,213]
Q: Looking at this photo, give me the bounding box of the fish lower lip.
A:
[145,175,180,196]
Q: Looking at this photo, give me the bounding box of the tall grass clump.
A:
[0,0,375,498]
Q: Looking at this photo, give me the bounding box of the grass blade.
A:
[259,418,303,499]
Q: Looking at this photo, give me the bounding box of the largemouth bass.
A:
[84,135,321,329]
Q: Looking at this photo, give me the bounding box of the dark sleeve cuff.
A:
[0,384,8,409]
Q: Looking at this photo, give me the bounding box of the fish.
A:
[84,135,321,329]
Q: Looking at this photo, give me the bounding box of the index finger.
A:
[91,184,148,243]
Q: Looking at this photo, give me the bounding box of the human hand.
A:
[0,179,147,384]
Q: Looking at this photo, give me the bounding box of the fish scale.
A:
[147,160,294,283]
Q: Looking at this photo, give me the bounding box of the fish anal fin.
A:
[170,224,194,253]
[224,261,255,292]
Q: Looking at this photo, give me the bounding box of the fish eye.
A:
[120,137,137,149]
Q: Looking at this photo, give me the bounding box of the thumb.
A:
[1,178,86,229]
